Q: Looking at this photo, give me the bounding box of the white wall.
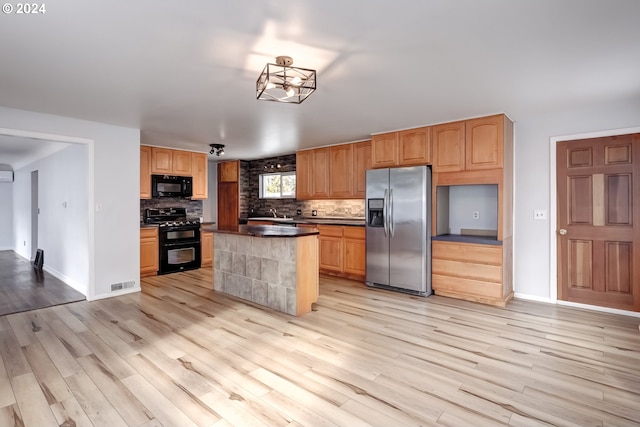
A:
[514,97,640,300]
[0,106,140,300]
[448,185,498,234]
[13,144,88,291]
[0,183,12,249]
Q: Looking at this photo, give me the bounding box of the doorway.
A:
[556,133,640,312]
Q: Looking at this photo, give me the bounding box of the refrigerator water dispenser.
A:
[368,199,384,227]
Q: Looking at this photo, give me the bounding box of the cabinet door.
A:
[371,132,398,168]
[465,115,504,170]
[319,236,343,272]
[353,141,371,198]
[140,146,152,199]
[172,150,192,175]
[151,147,173,174]
[219,161,239,183]
[399,127,431,165]
[191,152,208,199]
[432,121,465,172]
[217,182,239,230]
[343,227,366,277]
[296,150,312,200]
[140,228,158,277]
[330,144,353,198]
[312,148,330,198]
[200,231,213,267]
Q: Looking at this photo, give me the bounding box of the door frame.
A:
[0,126,95,298]
[549,125,640,316]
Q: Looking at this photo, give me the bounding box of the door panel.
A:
[366,169,390,286]
[557,133,640,311]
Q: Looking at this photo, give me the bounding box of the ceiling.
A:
[1,0,639,166]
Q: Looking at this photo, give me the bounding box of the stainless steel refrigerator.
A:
[365,166,431,295]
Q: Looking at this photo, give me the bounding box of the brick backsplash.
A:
[140,198,203,222]
[240,153,365,219]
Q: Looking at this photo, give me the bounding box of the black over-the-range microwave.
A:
[151,174,193,198]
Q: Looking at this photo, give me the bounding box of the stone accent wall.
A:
[140,198,203,222]
[240,153,366,219]
[214,233,298,315]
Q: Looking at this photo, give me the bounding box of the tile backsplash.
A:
[140,198,203,222]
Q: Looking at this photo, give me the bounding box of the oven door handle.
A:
[162,241,200,248]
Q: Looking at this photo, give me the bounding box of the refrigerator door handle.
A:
[389,188,395,237]
[383,188,389,236]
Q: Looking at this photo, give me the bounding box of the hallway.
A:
[0,250,85,316]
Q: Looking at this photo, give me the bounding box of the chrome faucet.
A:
[269,208,277,218]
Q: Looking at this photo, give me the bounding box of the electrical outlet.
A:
[472,211,480,220]
[312,210,317,216]
[534,209,547,220]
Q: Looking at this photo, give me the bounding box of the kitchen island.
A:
[201,224,320,316]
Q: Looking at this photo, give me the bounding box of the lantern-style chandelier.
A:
[256,56,316,104]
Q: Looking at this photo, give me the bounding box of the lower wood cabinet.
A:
[316,225,365,280]
[431,240,512,307]
[140,227,158,277]
[201,230,213,267]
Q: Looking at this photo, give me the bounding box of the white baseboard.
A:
[515,292,640,319]
[42,264,87,297]
[514,293,552,303]
[90,286,140,301]
[0,246,13,251]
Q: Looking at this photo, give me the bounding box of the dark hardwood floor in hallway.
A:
[0,250,85,316]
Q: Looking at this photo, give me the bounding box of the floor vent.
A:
[111,281,136,292]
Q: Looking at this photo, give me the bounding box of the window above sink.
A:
[259,171,296,199]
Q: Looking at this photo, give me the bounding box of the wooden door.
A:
[371,132,398,168]
[557,134,640,312]
[172,150,193,175]
[200,231,213,267]
[312,148,330,198]
[219,161,239,182]
[353,140,372,198]
[296,150,312,200]
[399,127,431,165]
[191,152,208,199]
[465,115,503,170]
[140,228,158,277]
[329,144,353,198]
[217,182,239,231]
[343,227,366,277]
[319,236,343,272]
[432,121,465,172]
[140,145,152,199]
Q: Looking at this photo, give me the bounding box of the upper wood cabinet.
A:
[191,152,208,199]
[399,127,431,165]
[465,115,504,170]
[353,140,371,198]
[218,160,239,183]
[432,115,507,173]
[330,144,353,198]
[150,147,192,176]
[141,145,208,199]
[372,127,431,168]
[297,141,369,200]
[296,150,312,199]
[140,145,152,199]
[371,132,398,168]
[432,121,466,172]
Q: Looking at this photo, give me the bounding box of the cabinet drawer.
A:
[432,258,502,283]
[140,227,158,239]
[317,225,343,237]
[343,226,365,239]
[432,241,501,265]
[432,274,503,299]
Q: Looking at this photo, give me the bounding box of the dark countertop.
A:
[243,216,366,227]
[432,234,502,246]
[202,224,320,238]
[140,223,159,229]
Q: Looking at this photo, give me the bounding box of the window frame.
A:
[259,171,296,199]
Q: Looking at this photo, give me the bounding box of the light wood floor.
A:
[1,268,639,427]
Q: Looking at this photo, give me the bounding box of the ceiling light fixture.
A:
[256,56,316,104]
[209,143,225,156]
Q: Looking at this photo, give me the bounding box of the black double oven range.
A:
[144,208,201,275]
